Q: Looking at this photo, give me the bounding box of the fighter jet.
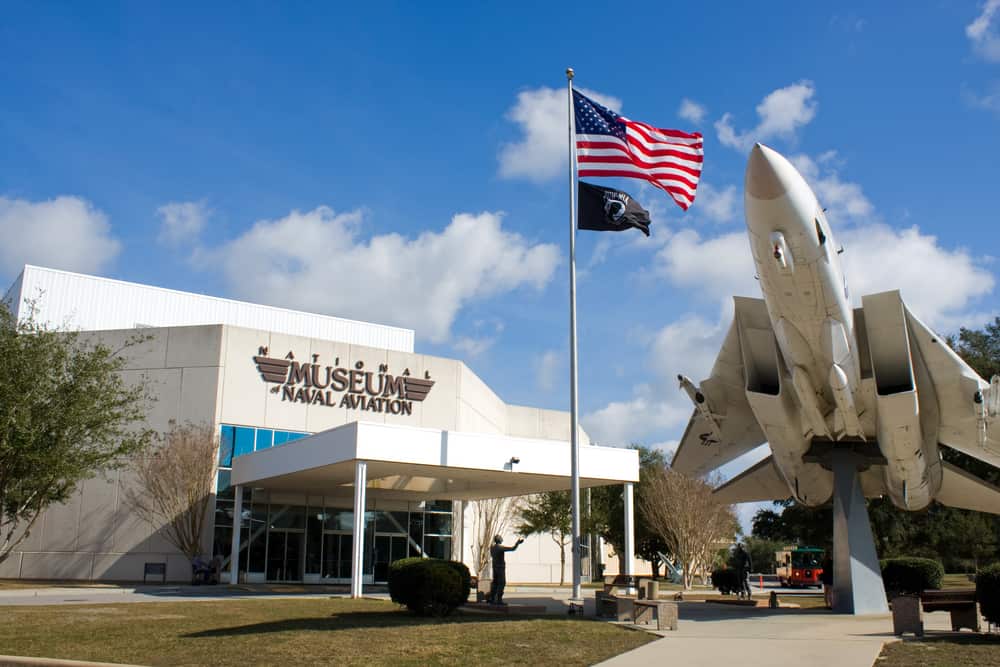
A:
[671,143,1000,514]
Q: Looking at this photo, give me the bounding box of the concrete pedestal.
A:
[831,450,889,615]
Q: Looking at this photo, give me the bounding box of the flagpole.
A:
[566,66,582,603]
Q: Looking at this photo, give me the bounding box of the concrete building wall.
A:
[3,325,224,581]
[4,322,607,582]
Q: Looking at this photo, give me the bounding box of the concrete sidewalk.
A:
[595,601,961,667]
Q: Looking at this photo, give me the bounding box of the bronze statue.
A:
[487,535,524,605]
[734,544,752,599]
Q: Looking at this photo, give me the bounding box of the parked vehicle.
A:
[775,546,824,588]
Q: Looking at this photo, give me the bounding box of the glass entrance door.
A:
[373,534,409,583]
[266,530,304,581]
[321,532,353,582]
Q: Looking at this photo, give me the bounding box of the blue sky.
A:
[3,3,1000,520]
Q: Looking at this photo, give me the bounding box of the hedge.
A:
[880,557,944,597]
[976,562,1000,625]
[711,567,741,595]
[387,557,469,616]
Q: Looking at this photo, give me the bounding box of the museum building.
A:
[1,265,640,593]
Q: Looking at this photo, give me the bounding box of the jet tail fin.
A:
[713,456,791,504]
[935,461,1000,515]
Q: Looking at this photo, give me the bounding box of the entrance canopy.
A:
[232,420,640,501]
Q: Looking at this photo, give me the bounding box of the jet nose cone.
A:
[745,143,787,200]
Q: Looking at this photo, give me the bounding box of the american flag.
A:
[574,90,703,210]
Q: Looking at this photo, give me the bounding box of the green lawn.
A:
[877,635,1000,666]
[0,598,653,666]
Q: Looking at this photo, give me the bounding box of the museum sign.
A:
[253,348,434,416]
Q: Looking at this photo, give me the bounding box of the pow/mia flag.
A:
[578,181,651,236]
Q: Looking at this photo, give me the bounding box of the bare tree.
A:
[470,496,518,578]
[127,422,218,563]
[640,466,738,590]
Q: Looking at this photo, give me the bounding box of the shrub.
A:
[881,557,944,597]
[976,563,1000,625]
[387,557,466,616]
[711,567,740,595]
[442,559,472,602]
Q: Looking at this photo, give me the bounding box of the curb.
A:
[0,656,144,667]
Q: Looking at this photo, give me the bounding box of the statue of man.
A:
[487,535,524,605]
[734,544,753,599]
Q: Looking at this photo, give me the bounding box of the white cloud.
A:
[0,196,120,279]
[963,82,1000,113]
[535,349,561,391]
[499,86,622,182]
[789,153,874,223]
[157,201,208,247]
[678,98,707,125]
[452,336,496,358]
[967,0,1000,62]
[715,81,818,152]
[655,228,758,308]
[582,315,726,447]
[207,206,559,343]
[840,224,994,331]
[693,183,739,223]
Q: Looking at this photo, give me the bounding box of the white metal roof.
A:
[5,265,414,352]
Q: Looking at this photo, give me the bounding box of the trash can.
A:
[646,580,660,600]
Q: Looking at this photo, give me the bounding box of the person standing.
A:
[487,535,524,605]
[734,544,753,599]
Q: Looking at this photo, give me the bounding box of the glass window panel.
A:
[216,470,232,496]
[375,511,408,534]
[218,426,235,467]
[424,500,452,512]
[233,427,255,458]
[324,509,353,532]
[306,506,322,575]
[423,536,452,560]
[247,502,267,574]
[273,431,289,446]
[270,504,306,530]
[424,512,452,536]
[408,512,424,546]
[286,432,307,442]
[255,429,273,451]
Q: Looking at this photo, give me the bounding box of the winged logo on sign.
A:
[254,356,291,383]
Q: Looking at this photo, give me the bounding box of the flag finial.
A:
[566,68,574,80]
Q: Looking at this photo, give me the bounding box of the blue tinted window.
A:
[234,427,255,458]
[273,431,289,446]
[217,469,231,494]
[286,432,307,442]
[256,429,273,451]
[218,426,235,467]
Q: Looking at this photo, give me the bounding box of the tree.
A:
[127,422,218,563]
[590,445,670,577]
[640,466,739,589]
[517,491,571,585]
[469,496,518,578]
[0,300,153,565]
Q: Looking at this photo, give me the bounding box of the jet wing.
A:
[904,308,1000,469]
[671,313,766,477]
[713,456,789,504]
[936,461,1000,515]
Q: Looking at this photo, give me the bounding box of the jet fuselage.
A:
[743,144,939,510]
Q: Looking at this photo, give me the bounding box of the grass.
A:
[0,597,653,666]
[876,634,1000,666]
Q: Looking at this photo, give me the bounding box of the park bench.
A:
[920,589,980,632]
[632,599,678,631]
[595,574,640,620]
[143,562,167,584]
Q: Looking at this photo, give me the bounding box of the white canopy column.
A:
[623,482,635,593]
[351,461,368,598]
[229,485,243,585]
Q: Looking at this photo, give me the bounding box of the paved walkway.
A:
[594,601,959,667]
